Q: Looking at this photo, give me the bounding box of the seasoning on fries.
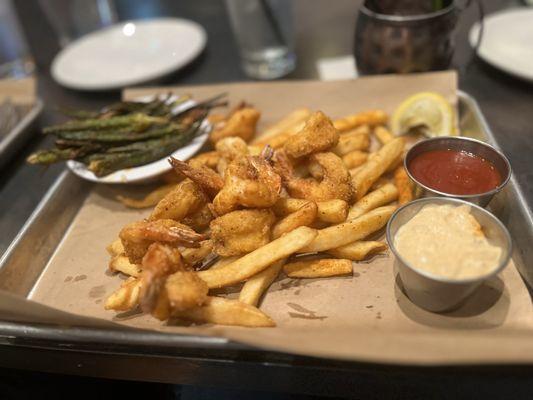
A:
[284,258,353,278]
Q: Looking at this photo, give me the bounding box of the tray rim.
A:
[0,98,43,169]
[1,90,532,366]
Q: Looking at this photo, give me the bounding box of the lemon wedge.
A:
[391,92,457,137]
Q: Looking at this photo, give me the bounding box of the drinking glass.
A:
[39,0,117,47]
[225,0,296,80]
[0,0,34,79]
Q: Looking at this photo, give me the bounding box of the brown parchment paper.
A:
[28,71,533,365]
[0,77,36,104]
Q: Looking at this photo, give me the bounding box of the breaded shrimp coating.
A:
[215,136,249,176]
[275,151,353,203]
[210,107,260,143]
[120,219,207,264]
[283,111,339,158]
[169,157,224,199]
[165,271,208,313]
[139,243,186,316]
[210,209,276,256]
[212,154,282,216]
[150,179,207,221]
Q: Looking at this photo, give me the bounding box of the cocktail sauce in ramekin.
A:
[408,149,502,195]
[404,136,511,206]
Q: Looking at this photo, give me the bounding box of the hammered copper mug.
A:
[354,0,483,75]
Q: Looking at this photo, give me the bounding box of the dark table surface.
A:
[2,0,533,397]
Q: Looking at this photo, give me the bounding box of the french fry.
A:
[104,277,142,311]
[181,240,214,267]
[326,241,387,260]
[316,199,348,223]
[117,183,178,209]
[272,201,317,239]
[394,165,415,205]
[349,165,364,178]
[369,176,391,191]
[197,226,317,288]
[256,131,291,149]
[253,122,308,149]
[252,108,311,144]
[351,137,404,200]
[299,206,396,253]
[109,255,142,277]
[348,183,398,220]
[333,110,388,132]
[175,296,275,327]
[273,198,348,224]
[210,256,239,270]
[284,258,352,278]
[374,126,394,145]
[208,113,226,125]
[332,131,370,156]
[272,198,309,216]
[342,150,369,169]
[239,259,286,306]
[106,239,124,257]
[342,124,370,136]
[368,150,403,174]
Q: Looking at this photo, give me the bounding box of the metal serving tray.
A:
[0,98,43,170]
[0,92,532,379]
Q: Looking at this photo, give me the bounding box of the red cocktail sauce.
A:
[408,149,502,195]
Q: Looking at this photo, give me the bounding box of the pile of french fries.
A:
[106,103,415,328]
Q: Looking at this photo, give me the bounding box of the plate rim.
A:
[51,17,207,91]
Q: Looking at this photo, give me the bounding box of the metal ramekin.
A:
[404,136,512,207]
[386,197,512,313]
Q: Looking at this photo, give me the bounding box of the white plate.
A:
[52,18,206,90]
[67,95,211,184]
[469,9,533,82]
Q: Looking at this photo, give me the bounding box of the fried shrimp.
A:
[215,136,249,176]
[168,157,224,199]
[210,107,260,143]
[181,204,214,232]
[139,243,186,316]
[165,271,208,313]
[210,209,276,256]
[150,179,206,221]
[120,219,207,264]
[212,153,282,215]
[276,151,353,203]
[187,151,220,170]
[283,111,339,158]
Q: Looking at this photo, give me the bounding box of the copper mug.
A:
[354,0,483,75]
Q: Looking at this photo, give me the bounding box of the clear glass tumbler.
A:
[0,0,34,79]
[225,0,295,80]
[38,0,117,47]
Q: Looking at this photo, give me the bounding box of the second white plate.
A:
[469,9,533,82]
[52,18,207,91]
